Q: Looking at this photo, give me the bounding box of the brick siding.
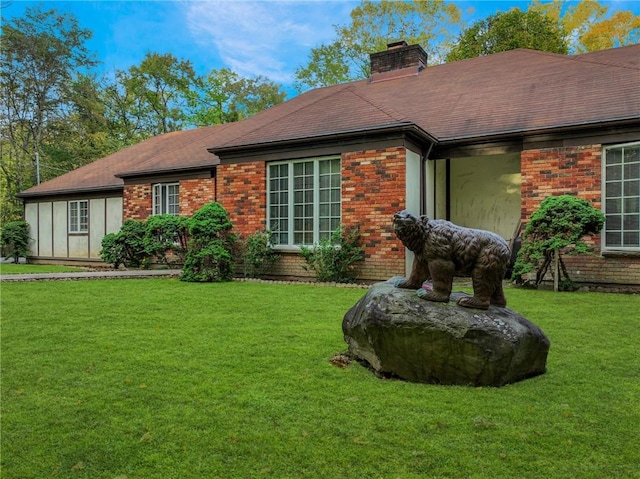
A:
[123,184,152,220]
[216,148,407,281]
[521,145,639,285]
[179,178,216,217]
[123,179,216,221]
[342,148,406,281]
[217,162,267,237]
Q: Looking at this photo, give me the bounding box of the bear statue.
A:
[393,210,510,310]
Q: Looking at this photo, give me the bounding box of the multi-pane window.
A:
[69,200,88,233]
[268,157,341,246]
[153,183,179,216]
[603,142,640,251]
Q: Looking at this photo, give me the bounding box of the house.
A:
[18,41,640,285]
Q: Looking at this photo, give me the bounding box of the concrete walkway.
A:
[0,269,182,282]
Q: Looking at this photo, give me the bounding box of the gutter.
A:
[17,185,123,199]
[209,122,438,156]
[435,116,640,145]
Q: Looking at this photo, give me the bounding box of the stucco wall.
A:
[24,196,123,260]
[449,154,522,243]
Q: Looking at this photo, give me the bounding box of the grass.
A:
[1,280,639,479]
[0,263,87,274]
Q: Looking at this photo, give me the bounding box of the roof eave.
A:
[436,116,640,145]
[209,123,437,156]
[114,162,219,179]
[18,184,124,199]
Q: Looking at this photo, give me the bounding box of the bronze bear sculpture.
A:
[393,210,510,310]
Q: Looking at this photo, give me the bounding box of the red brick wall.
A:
[216,148,407,281]
[521,145,639,285]
[179,178,216,217]
[123,179,216,221]
[217,162,267,237]
[342,147,406,281]
[123,184,152,220]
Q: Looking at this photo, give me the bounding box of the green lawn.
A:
[1,280,638,479]
[0,263,87,274]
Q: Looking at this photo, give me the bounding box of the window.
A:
[268,157,341,246]
[603,142,640,251]
[69,200,88,233]
[153,183,179,215]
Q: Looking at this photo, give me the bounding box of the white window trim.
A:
[68,200,89,233]
[602,141,640,253]
[267,156,341,249]
[152,182,180,216]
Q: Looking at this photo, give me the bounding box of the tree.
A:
[446,9,568,62]
[0,6,97,223]
[511,195,605,291]
[190,68,286,126]
[528,0,640,53]
[118,52,198,137]
[294,0,462,90]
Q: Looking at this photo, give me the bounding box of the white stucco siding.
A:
[89,198,106,258]
[37,203,53,256]
[68,235,89,258]
[24,203,39,256]
[53,201,68,257]
[449,154,521,242]
[106,197,123,234]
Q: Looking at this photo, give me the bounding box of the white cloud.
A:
[183,1,353,83]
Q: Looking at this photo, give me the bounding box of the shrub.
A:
[99,233,126,269]
[144,214,190,264]
[180,240,233,282]
[512,195,604,289]
[300,225,364,283]
[242,229,280,278]
[0,220,30,263]
[181,203,236,282]
[99,220,150,269]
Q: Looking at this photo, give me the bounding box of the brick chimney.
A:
[370,41,428,82]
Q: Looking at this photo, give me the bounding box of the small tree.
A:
[512,195,604,290]
[0,220,30,263]
[300,225,364,283]
[180,202,236,282]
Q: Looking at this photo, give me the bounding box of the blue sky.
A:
[2,0,639,91]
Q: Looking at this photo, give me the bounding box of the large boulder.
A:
[343,280,550,386]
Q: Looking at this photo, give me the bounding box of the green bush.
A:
[180,240,233,282]
[300,225,364,283]
[512,194,604,288]
[0,220,30,263]
[99,220,150,269]
[181,202,236,282]
[99,233,126,269]
[242,229,280,278]
[144,214,190,264]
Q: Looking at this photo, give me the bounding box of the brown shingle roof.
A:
[20,45,640,198]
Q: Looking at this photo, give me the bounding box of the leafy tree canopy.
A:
[446,9,569,62]
[294,0,462,90]
[529,0,640,53]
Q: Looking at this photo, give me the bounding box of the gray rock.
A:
[342,279,550,386]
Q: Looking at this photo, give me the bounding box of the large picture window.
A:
[268,157,341,246]
[68,200,88,233]
[603,142,640,251]
[153,183,179,216]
